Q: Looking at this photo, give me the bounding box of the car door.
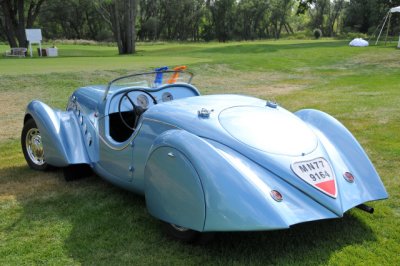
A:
[96,114,135,183]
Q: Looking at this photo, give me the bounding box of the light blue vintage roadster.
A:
[21,66,388,242]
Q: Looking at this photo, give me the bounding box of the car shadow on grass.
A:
[204,214,376,265]
[2,167,377,265]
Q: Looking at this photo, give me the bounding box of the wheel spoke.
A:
[25,127,45,166]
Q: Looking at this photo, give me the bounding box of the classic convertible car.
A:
[21,66,388,242]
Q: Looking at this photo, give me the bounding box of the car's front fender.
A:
[25,100,90,167]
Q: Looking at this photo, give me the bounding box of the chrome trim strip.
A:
[98,122,144,151]
[141,117,181,130]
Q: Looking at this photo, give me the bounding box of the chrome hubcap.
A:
[26,128,45,165]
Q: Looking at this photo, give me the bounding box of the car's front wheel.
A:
[21,118,51,171]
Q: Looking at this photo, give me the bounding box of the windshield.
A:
[103,69,193,100]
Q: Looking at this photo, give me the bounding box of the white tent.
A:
[390,6,400,13]
[375,6,400,46]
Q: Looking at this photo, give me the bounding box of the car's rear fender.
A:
[295,109,388,212]
[144,130,206,231]
[24,100,90,167]
[144,129,339,232]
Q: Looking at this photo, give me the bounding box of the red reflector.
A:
[343,172,355,183]
[270,190,283,202]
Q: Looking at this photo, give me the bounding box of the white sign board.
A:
[26,29,42,43]
[25,29,42,57]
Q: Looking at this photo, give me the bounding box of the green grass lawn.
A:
[0,40,399,265]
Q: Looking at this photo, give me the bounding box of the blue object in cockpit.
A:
[154,66,169,87]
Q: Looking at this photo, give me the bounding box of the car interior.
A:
[107,85,199,143]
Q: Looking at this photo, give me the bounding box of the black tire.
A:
[162,222,214,244]
[63,164,93,182]
[21,118,51,171]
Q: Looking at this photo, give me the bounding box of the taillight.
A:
[343,172,355,183]
[270,190,283,202]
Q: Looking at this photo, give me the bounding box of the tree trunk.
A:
[286,23,294,34]
[103,0,137,54]
[126,0,135,53]
[327,0,344,37]
[110,2,123,53]
[17,0,26,47]
[1,0,19,47]
[0,0,45,48]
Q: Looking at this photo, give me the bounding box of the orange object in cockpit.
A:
[167,66,187,84]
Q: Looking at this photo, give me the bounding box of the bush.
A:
[313,29,322,39]
[51,39,115,46]
[336,32,369,40]
[284,31,313,40]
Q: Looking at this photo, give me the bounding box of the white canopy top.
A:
[390,6,400,13]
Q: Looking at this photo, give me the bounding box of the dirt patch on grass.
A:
[192,66,308,98]
[346,51,400,68]
[0,91,38,142]
[249,83,305,95]
[0,170,63,201]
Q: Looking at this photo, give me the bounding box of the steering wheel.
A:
[117,89,158,131]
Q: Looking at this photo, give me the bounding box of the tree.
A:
[207,0,235,42]
[137,0,161,41]
[296,0,316,14]
[97,0,138,54]
[306,0,345,36]
[325,0,345,37]
[269,0,294,39]
[236,0,270,40]
[0,0,45,48]
[157,0,204,41]
[308,0,328,31]
[38,0,110,41]
[343,0,400,34]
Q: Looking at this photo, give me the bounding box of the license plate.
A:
[291,157,337,198]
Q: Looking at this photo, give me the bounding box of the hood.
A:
[144,94,317,157]
[218,106,317,156]
[69,85,106,114]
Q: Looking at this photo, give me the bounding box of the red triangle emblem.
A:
[315,180,336,197]
[291,158,337,198]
